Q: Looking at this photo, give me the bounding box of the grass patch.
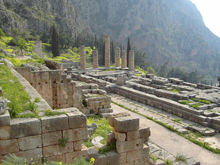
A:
[0,64,35,118]
[98,143,116,154]
[190,103,202,109]
[101,68,116,72]
[175,153,187,162]
[191,98,211,104]
[111,100,220,155]
[83,115,112,147]
[169,87,180,93]
[173,118,181,124]
[34,97,41,102]
[44,110,66,116]
[180,100,193,105]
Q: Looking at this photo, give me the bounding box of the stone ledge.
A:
[0,110,10,126]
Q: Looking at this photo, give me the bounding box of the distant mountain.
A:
[71,0,220,73]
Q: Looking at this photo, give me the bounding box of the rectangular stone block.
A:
[0,139,19,155]
[116,138,144,154]
[19,135,42,151]
[135,158,150,165]
[115,132,126,142]
[107,150,120,165]
[42,131,62,146]
[63,128,88,142]
[126,130,139,141]
[94,154,107,165]
[127,145,149,162]
[139,127,151,138]
[41,114,68,133]
[67,112,87,129]
[0,125,11,140]
[73,140,83,151]
[120,152,127,164]
[13,148,42,162]
[114,117,139,133]
[43,142,73,157]
[47,154,66,163]
[11,118,41,138]
[0,110,10,126]
[65,150,88,164]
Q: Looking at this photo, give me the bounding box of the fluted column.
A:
[115,47,120,67]
[80,45,86,70]
[129,50,134,70]
[121,50,127,68]
[105,35,110,68]
[93,50,98,69]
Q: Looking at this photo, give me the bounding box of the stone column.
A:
[80,45,86,70]
[121,50,127,68]
[129,50,134,70]
[35,40,42,57]
[115,47,120,67]
[105,35,110,68]
[93,50,98,69]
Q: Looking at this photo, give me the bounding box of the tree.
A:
[0,28,5,39]
[127,37,131,67]
[51,24,60,57]
[147,67,155,75]
[158,61,170,77]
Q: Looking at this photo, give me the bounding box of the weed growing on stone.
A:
[165,159,173,165]
[151,154,158,163]
[190,103,202,109]
[45,110,66,116]
[59,138,68,147]
[34,97,41,102]
[98,143,116,154]
[169,87,180,93]
[173,118,181,124]
[191,98,210,104]
[175,153,187,162]
[180,100,193,105]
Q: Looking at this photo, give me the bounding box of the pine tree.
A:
[127,37,131,67]
[52,24,60,57]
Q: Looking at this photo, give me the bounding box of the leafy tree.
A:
[127,37,131,67]
[12,28,20,37]
[158,61,170,77]
[0,28,5,38]
[147,67,155,75]
[51,24,60,57]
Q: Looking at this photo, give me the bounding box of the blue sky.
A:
[190,0,220,38]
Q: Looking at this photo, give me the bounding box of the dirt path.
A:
[110,94,220,165]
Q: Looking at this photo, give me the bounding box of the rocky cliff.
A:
[71,0,220,72]
[0,0,85,36]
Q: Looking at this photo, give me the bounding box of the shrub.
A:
[34,97,41,102]
[59,138,68,147]
[190,103,202,109]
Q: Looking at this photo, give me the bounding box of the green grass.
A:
[83,115,112,147]
[191,98,211,104]
[175,153,187,162]
[173,118,181,124]
[101,68,116,72]
[6,56,45,67]
[111,100,220,155]
[98,143,116,154]
[169,87,180,93]
[34,97,41,102]
[190,103,202,109]
[180,100,193,105]
[0,64,35,118]
[44,110,66,117]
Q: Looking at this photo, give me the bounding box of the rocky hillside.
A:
[71,0,220,73]
[0,0,85,36]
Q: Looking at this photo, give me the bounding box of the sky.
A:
[190,0,220,38]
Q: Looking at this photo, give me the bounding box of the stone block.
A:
[42,131,62,146]
[122,163,135,165]
[156,159,166,165]
[114,116,139,133]
[47,154,66,163]
[0,139,19,155]
[63,128,88,142]
[109,112,130,127]
[65,150,88,164]
[43,142,73,157]
[127,145,149,162]
[120,152,127,164]
[67,112,87,129]
[41,114,68,133]
[0,110,10,126]
[107,150,120,165]
[94,154,107,165]
[10,118,41,139]
[116,138,144,153]
[135,158,151,165]
[0,125,11,140]
[13,148,42,162]
[126,130,139,141]
[106,132,116,146]
[19,135,42,151]
[73,140,83,151]
[115,132,126,142]
[139,127,151,138]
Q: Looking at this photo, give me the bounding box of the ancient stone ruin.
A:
[1,35,220,164]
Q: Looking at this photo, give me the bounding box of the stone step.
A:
[99,108,113,113]
[100,113,114,118]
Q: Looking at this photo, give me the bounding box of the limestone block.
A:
[19,135,42,151]
[120,152,127,164]
[47,154,66,163]
[116,138,144,153]
[41,114,68,133]
[127,145,149,162]
[73,140,83,151]
[106,150,120,165]
[114,117,139,133]
[115,132,126,142]
[67,112,87,129]
[65,150,88,164]
[135,158,151,165]
[0,110,10,126]
[139,127,151,139]
[0,139,19,155]
[11,118,41,139]
[126,130,140,141]
[109,112,130,127]
[63,128,88,142]
[121,162,135,165]
[42,131,62,147]
[94,154,107,165]
[0,125,11,140]
[106,132,116,146]
[43,142,73,157]
[13,148,42,162]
